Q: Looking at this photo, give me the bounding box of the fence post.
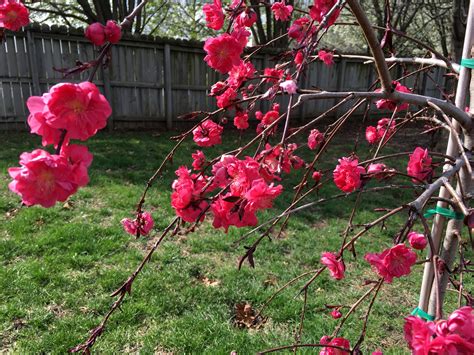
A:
[164,43,173,130]
[26,30,41,96]
[101,65,114,131]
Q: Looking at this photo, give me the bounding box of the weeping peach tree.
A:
[3,0,474,353]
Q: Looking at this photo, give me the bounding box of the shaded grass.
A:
[0,129,472,354]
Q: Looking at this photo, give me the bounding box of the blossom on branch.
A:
[310,0,341,28]
[333,156,366,193]
[375,81,411,111]
[121,211,154,237]
[407,147,432,182]
[318,50,334,66]
[319,336,351,355]
[271,1,293,21]
[204,33,244,74]
[408,231,427,250]
[321,252,345,280]
[308,129,324,150]
[193,120,223,147]
[0,0,29,32]
[85,21,122,46]
[203,0,224,30]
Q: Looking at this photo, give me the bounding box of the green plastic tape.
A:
[460,58,474,69]
[411,307,435,321]
[423,206,464,220]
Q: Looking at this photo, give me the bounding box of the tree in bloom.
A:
[121,211,154,237]
[193,120,224,147]
[333,156,366,193]
[320,252,345,280]
[85,20,122,46]
[407,147,432,182]
[204,33,244,74]
[271,1,293,21]
[365,244,417,283]
[0,0,29,32]
[27,82,112,144]
[203,0,224,30]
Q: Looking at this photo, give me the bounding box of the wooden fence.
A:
[0,24,447,130]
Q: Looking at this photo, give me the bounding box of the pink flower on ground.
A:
[330,309,342,319]
[333,156,366,193]
[8,149,78,207]
[234,111,249,130]
[204,33,244,74]
[375,81,411,111]
[279,79,297,94]
[192,150,206,170]
[27,82,112,143]
[244,179,283,212]
[193,120,223,147]
[310,0,341,28]
[318,50,334,66]
[308,129,324,150]
[319,336,350,355]
[407,147,432,182]
[365,243,417,283]
[0,0,29,31]
[408,231,427,250]
[271,1,293,21]
[321,252,345,280]
[121,211,154,237]
[203,0,224,30]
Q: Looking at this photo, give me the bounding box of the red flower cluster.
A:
[256,103,281,134]
[271,1,293,21]
[0,0,29,31]
[121,211,154,237]
[333,156,366,193]
[404,307,474,354]
[407,147,432,182]
[365,118,396,144]
[9,145,92,207]
[310,0,341,28]
[171,155,284,231]
[204,32,246,74]
[365,244,417,283]
[85,20,122,46]
[257,143,305,180]
[375,81,411,111]
[27,82,112,145]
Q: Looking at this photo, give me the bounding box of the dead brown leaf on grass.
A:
[233,302,265,329]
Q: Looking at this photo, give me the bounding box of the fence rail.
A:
[0,24,447,130]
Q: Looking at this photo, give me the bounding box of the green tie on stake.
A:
[460,58,474,69]
[423,206,464,220]
[411,307,435,321]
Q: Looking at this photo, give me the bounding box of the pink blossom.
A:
[333,156,366,193]
[312,170,322,183]
[376,118,395,138]
[216,88,237,108]
[234,111,249,130]
[308,129,324,150]
[264,67,285,83]
[407,147,432,182]
[210,81,227,97]
[203,0,224,30]
[288,17,312,42]
[8,149,78,207]
[404,316,436,353]
[121,211,154,237]
[228,61,255,88]
[244,179,283,212]
[367,163,387,179]
[375,81,411,111]
[230,27,250,48]
[192,150,206,170]
[330,309,342,319]
[310,0,341,28]
[408,231,427,250]
[211,196,258,232]
[319,336,350,355]
[193,120,224,147]
[271,1,293,21]
[60,144,93,187]
[27,82,111,143]
[235,8,257,27]
[104,20,122,43]
[318,50,334,66]
[426,334,474,354]
[447,306,474,341]
[365,244,417,283]
[321,252,345,280]
[279,79,298,94]
[204,34,244,74]
[365,126,378,144]
[85,21,121,46]
[0,0,29,31]
[372,350,383,355]
[295,51,304,67]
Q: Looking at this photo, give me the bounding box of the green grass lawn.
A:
[0,129,471,354]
